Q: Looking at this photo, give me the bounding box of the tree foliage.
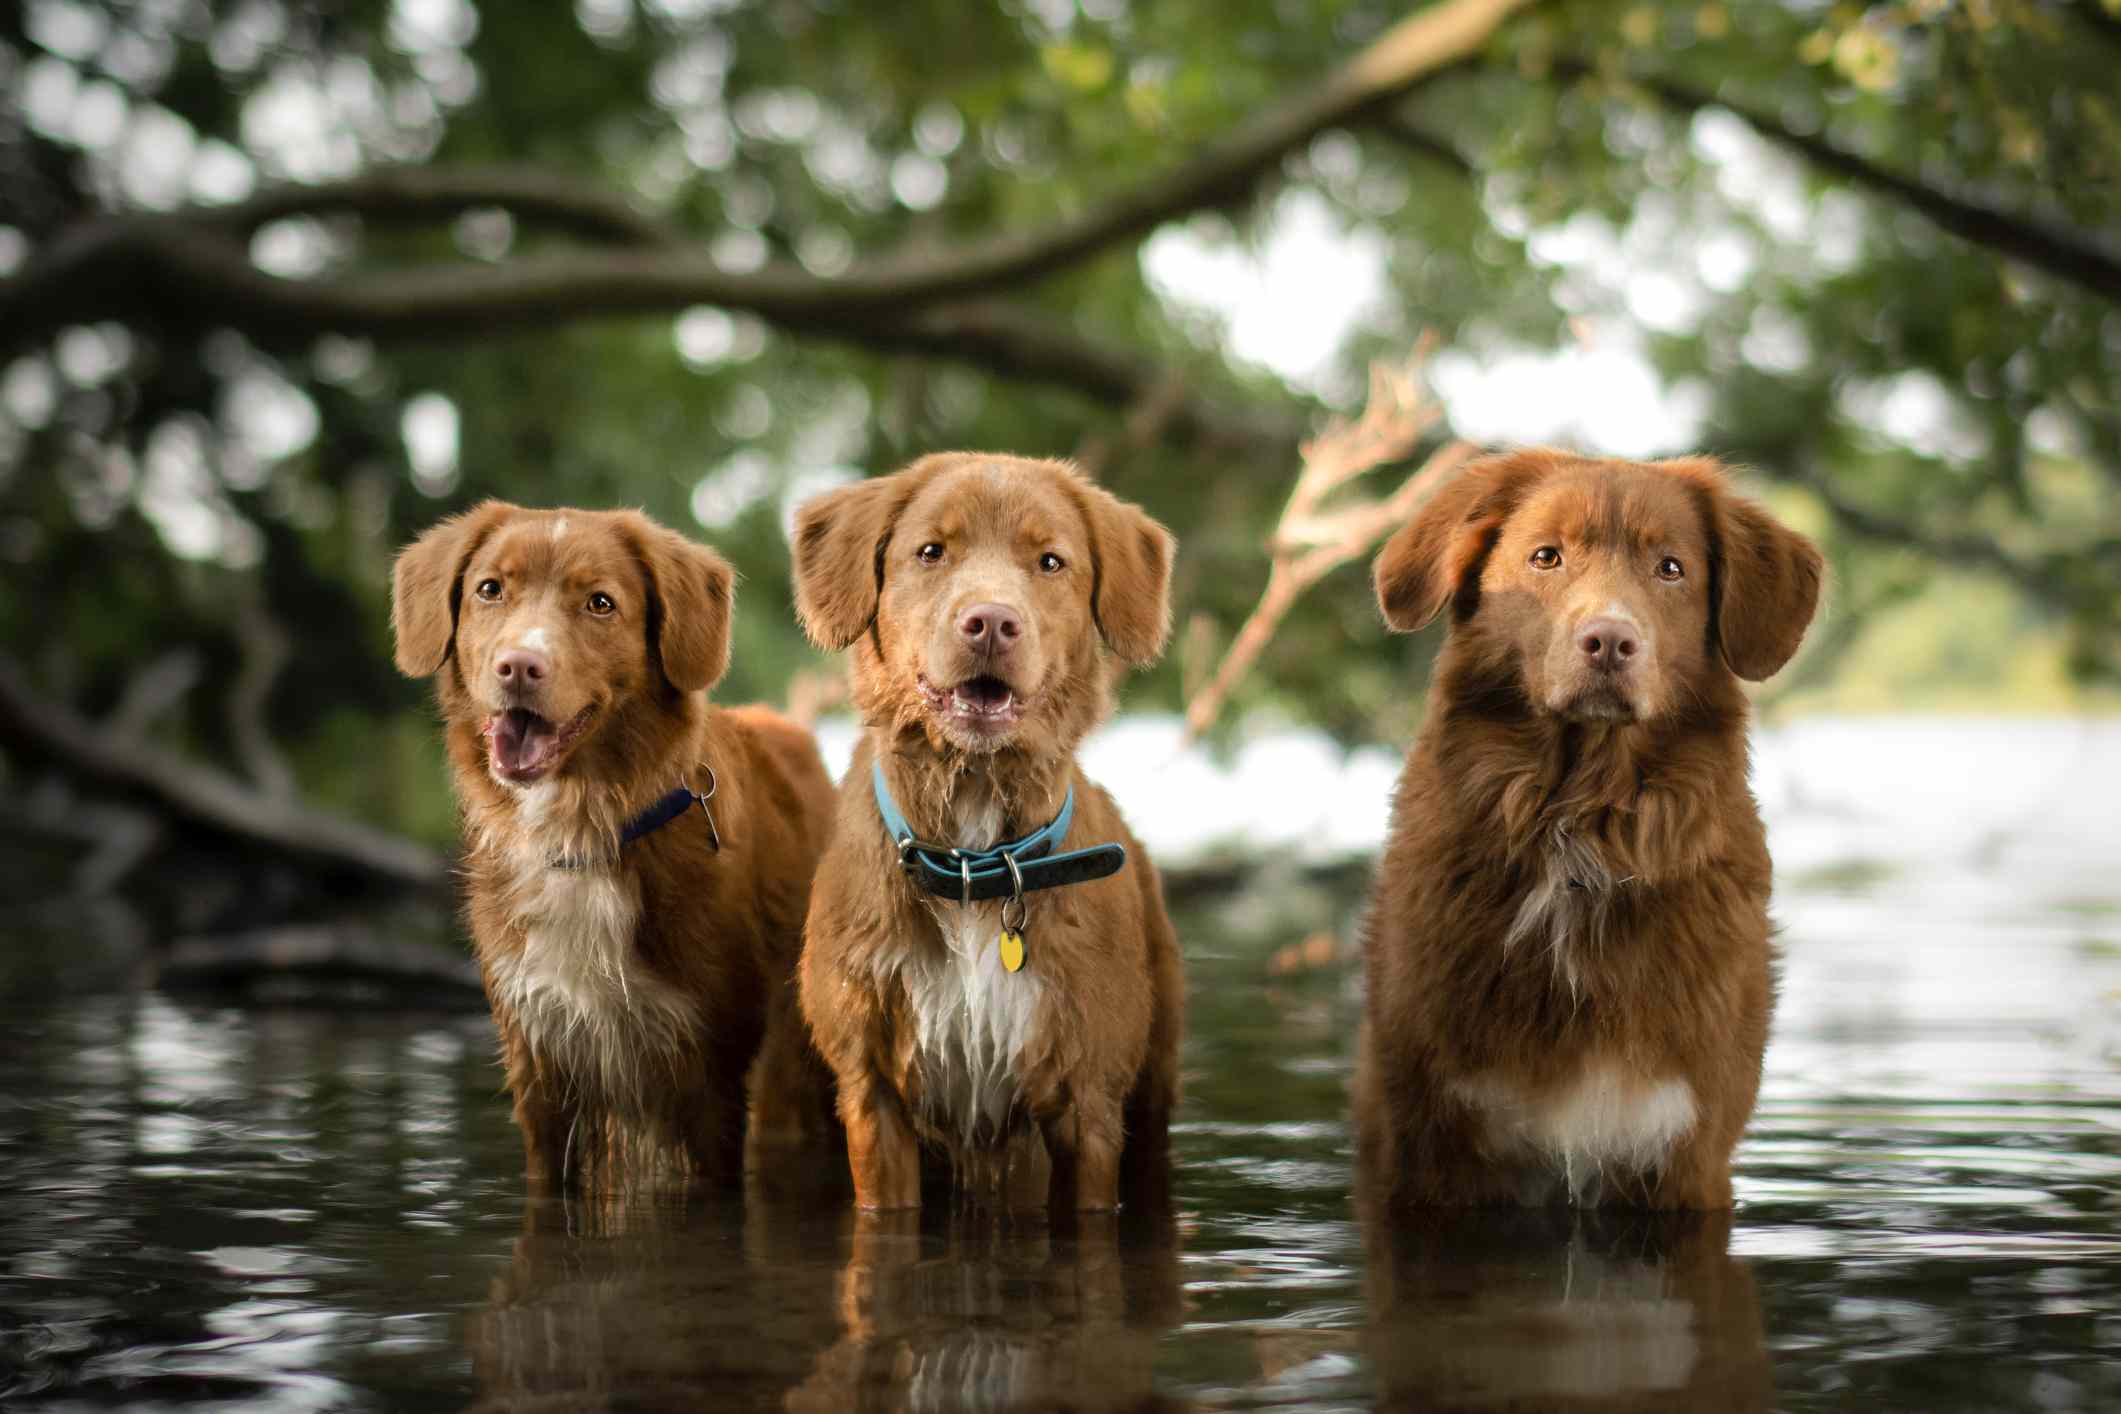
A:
[1,0,2116,843]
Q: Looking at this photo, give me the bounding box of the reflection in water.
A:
[467,1197,840,1410]
[1,721,2118,1409]
[788,1210,1183,1413]
[464,1197,1182,1412]
[1363,1206,1769,1411]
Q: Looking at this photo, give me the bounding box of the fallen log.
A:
[159,920,483,997]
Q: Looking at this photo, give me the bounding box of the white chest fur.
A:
[483,842,698,1111]
[881,784,1045,1145]
[1452,1063,1698,1201]
[889,904,1046,1145]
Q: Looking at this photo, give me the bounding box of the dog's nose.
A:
[1577,618,1640,672]
[957,602,1023,654]
[494,648,549,686]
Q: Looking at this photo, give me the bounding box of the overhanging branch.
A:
[1786,468,2068,600]
[0,0,1539,353]
[794,301,1313,454]
[1566,60,2121,305]
[216,164,682,246]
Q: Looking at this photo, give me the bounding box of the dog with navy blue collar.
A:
[392,502,841,1197]
[791,452,1185,1213]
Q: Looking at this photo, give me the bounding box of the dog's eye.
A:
[1529,547,1561,570]
[1657,557,1684,582]
[474,578,503,602]
[1038,552,1065,574]
[916,542,944,564]
[586,592,616,616]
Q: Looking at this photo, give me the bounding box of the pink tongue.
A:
[491,709,556,773]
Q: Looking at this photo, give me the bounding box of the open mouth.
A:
[918,673,1026,734]
[483,705,594,782]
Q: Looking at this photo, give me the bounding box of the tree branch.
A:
[0,0,1538,352]
[104,649,203,742]
[796,301,1312,456]
[160,922,483,994]
[2067,0,2121,48]
[0,656,450,892]
[1371,115,1476,177]
[215,164,682,245]
[1183,341,1476,738]
[1568,60,2121,305]
[1781,467,2066,598]
[229,593,297,800]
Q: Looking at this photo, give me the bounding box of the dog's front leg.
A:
[1638,1128,1736,1211]
[840,1071,921,1210]
[683,1072,748,1193]
[1042,1093,1124,1212]
[515,1088,579,1197]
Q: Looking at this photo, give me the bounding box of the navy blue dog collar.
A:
[548,766,720,870]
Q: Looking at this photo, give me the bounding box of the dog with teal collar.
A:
[791,452,1186,1213]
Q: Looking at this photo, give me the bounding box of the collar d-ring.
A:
[1000,851,1028,932]
[693,762,722,853]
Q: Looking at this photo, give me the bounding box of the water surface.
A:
[3,719,2117,1410]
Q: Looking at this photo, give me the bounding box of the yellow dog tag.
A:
[999,928,1026,973]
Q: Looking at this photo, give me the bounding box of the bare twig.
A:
[229,593,297,800]
[1182,340,1477,738]
[1071,373,1194,483]
[782,667,851,729]
[104,649,203,741]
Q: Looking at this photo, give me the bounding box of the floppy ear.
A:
[390,500,519,677]
[624,516,737,694]
[790,458,944,651]
[1707,487,1823,681]
[1069,472,1176,666]
[1373,451,1557,632]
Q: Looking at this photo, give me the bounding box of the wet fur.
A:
[1355,450,1822,1210]
[392,502,839,1195]
[791,453,1183,1212]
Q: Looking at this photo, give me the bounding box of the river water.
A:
[2,718,2116,1410]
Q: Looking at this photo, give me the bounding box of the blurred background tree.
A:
[1,0,2116,884]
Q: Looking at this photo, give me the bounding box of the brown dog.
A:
[391,502,837,1195]
[1355,450,1822,1210]
[791,453,1184,1212]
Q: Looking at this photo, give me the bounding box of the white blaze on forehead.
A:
[550,517,568,541]
[519,626,552,653]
